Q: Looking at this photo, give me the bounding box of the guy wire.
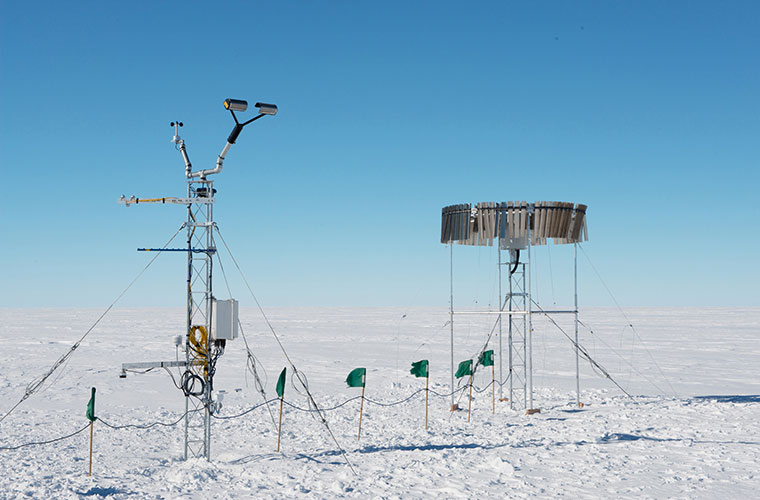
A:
[214,226,357,475]
[0,225,185,425]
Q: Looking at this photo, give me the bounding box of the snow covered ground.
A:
[1,306,758,499]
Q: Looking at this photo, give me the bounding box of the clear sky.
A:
[1,1,758,308]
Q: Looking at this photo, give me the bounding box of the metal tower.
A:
[119,99,277,460]
[442,201,587,413]
[183,177,216,459]
[502,251,529,411]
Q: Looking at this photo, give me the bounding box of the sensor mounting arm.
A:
[186,99,277,180]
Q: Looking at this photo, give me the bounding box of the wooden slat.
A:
[490,202,494,244]
[553,201,562,239]
[538,201,547,243]
[460,204,467,242]
[441,207,449,243]
[573,204,587,242]
[505,201,512,240]
[482,203,490,245]
[454,205,461,242]
[499,202,506,240]
[460,204,467,243]
[568,204,578,242]
[557,202,571,239]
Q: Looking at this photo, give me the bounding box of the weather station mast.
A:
[118,98,277,460]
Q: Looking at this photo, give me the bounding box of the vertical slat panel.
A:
[515,201,522,239]
[500,202,507,240]
[550,201,560,240]
[559,202,567,240]
[441,207,449,243]
[567,206,578,243]
[575,204,588,242]
[454,205,461,242]
[562,203,573,238]
[460,205,466,244]
[460,204,467,242]
[489,202,495,245]
[537,201,546,244]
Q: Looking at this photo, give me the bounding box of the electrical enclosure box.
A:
[211,299,238,340]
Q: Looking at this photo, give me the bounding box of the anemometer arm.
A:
[179,141,192,177]
[170,122,193,178]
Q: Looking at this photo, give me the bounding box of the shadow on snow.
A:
[692,395,760,404]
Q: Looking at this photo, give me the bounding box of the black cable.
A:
[364,389,425,407]
[284,396,363,413]
[0,381,497,452]
[429,386,467,398]
[472,380,495,394]
[0,423,90,451]
[181,371,205,397]
[211,399,278,420]
[163,367,183,391]
[99,410,199,430]
[510,249,520,275]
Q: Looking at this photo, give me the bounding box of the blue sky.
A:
[1,1,758,308]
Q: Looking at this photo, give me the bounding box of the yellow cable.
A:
[188,325,209,376]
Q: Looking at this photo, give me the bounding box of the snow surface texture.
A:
[1,307,758,499]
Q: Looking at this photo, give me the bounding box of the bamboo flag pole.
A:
[411,360,430,429]
[346,367,367,440]
[492,364,495,415]
[467,373,473,422]
[85,387,96,477]
[88,421,94,476]
[358,384,365,440]
[276,367,286,452]
[455,359,473,420]
[276,396,284,452]
[425,373,429,430]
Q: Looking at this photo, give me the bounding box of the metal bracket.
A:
[119,360,195,378]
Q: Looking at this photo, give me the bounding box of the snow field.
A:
[0,307,758,499]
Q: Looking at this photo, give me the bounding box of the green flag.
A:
[276,367,287,399]
[455,359,473,378]
[346,367,366,388]
[410,359,429,378]
[478,349,494,367]
[86,387,97,422]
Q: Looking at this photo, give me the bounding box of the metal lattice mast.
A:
[507,257,528,410]
[184,179,215,460]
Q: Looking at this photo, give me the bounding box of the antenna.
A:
[118,98,277,461]
[441,201,588,414]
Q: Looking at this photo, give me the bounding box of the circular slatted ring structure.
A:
[440,201,588,249]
